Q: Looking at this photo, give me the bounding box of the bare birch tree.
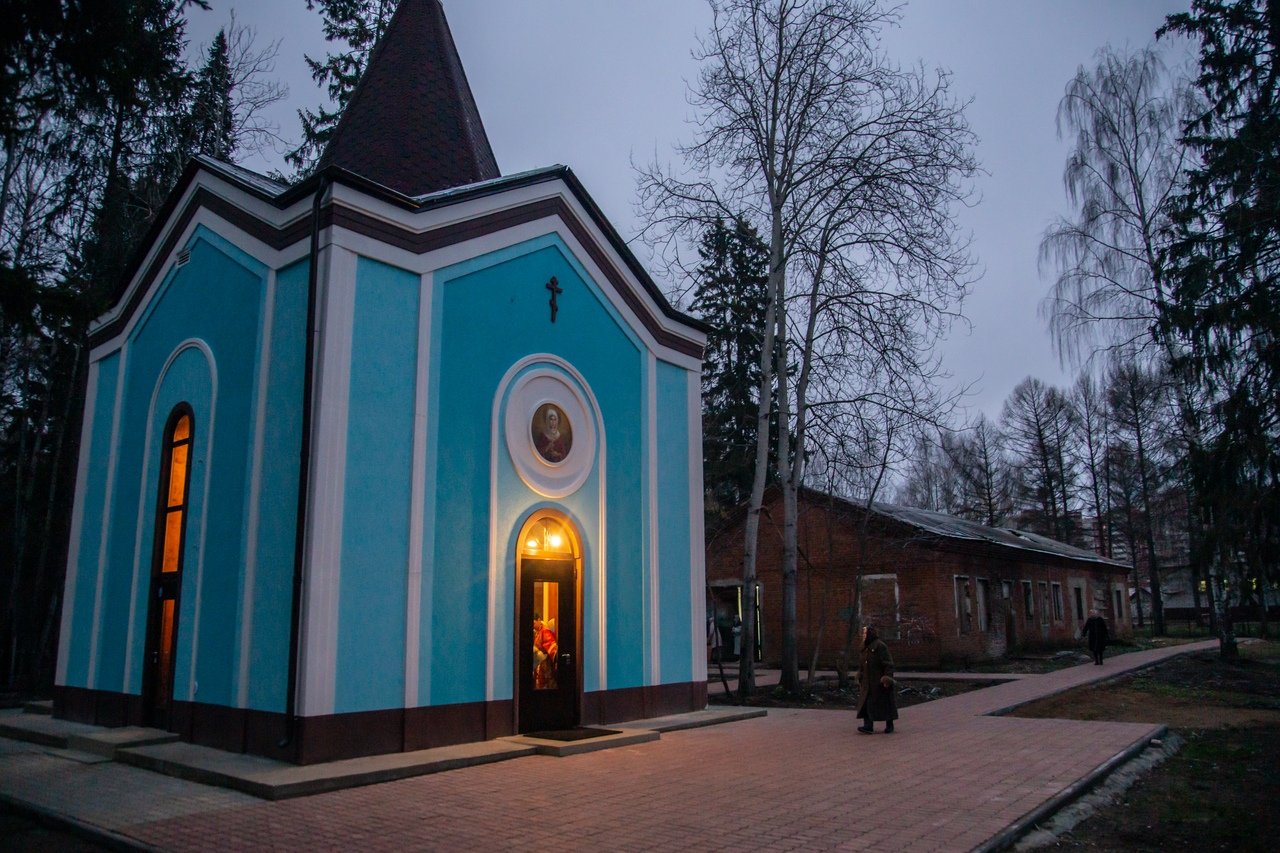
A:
[1106,357,1171,634]
[945,414,1011,528]
[894,431,956,512]
[1071,371,1113,557]
[1039,45,1192,364]
[638,0,975,696]
[1039,44,1207,640]
[1001,377,1077,542]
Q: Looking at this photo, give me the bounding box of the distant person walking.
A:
[1081,609,1109,665]
[856,624,898,734]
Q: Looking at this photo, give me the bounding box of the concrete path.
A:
[0,640,1219,852]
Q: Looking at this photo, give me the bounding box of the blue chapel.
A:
[54,0,709,763]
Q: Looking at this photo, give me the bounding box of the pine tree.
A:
[691,217,771,531]
[1159,0,1280,657]
[1,0,195,692]
[188,30,237,161]
[286,0,399,175]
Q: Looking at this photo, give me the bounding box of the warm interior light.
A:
[521,518,574,557]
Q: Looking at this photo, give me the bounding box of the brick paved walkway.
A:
[0,640,1219,852]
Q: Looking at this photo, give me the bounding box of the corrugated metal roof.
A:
[865,501,1127,567]
[794,488,1125,567]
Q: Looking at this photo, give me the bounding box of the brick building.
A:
[706,488,1132,667]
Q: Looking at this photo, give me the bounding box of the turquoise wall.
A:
[62,352,121,687]
[243,259,306,711]
[63,226,300,713]
[428,235,651,706]
[111,229,262,706]
[334,257,418,712]
[656,360,693,684]
[65,220,699,721]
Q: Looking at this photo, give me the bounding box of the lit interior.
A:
[533,580,560,690]
[159,414,192,574]
[156,598,175,706]
[520,517,573,557]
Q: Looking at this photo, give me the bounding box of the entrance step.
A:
[45,746,114,765]
[117,737,537,800]
[637,706,767,733]
[67,726,179,758]
[23,699,53,715]
[501,727,659,757]
[0,708,101,748]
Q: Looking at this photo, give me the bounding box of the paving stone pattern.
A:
[0,641,1218,852]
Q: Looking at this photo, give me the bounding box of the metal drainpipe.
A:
[280,173,329,751]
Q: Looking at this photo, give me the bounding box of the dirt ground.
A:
[1010,641,1280,851]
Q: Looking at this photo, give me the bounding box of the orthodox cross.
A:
[545,276,563,323]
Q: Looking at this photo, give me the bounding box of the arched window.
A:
[144,405,193,726]
[520,515,576,558]
[156,408,193,575]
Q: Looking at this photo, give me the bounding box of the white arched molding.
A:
[488,355,606,701]
[122,338,217,700]
[502,368,597,499]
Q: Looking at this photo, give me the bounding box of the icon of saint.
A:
[533,405,571,463]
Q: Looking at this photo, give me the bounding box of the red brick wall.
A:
[706,493,1131,668]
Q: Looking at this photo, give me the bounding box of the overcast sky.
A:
[187,0,1191,421]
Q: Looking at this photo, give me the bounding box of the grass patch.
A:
[1013,641,1280,851]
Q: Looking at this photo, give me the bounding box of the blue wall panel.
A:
[656,361,693,684]
[433,235,648,703]
[63,353,121,688]
[334,256,417,713]
[244,259,307,711]
[95,227,264,704]
[604,369,645,690]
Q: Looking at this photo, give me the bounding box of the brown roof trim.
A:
[88,187,303,348]
[89,173,706,358]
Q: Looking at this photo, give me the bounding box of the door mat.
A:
[525,727,622,742]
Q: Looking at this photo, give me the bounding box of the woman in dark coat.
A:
[856,624,898,734]
[1080,610,1109,665]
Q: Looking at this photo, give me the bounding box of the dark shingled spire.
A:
[318,0,500,196]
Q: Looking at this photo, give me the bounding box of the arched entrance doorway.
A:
[516,513,580,733]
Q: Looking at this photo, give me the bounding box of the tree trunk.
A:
[807,491,838,684]
[778,237,829,696]
[737,215,785,699]
[776,268,798,696]
[1133,414,1164,634]
[1126,516,1145,628]
[1210,536,1238,659]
